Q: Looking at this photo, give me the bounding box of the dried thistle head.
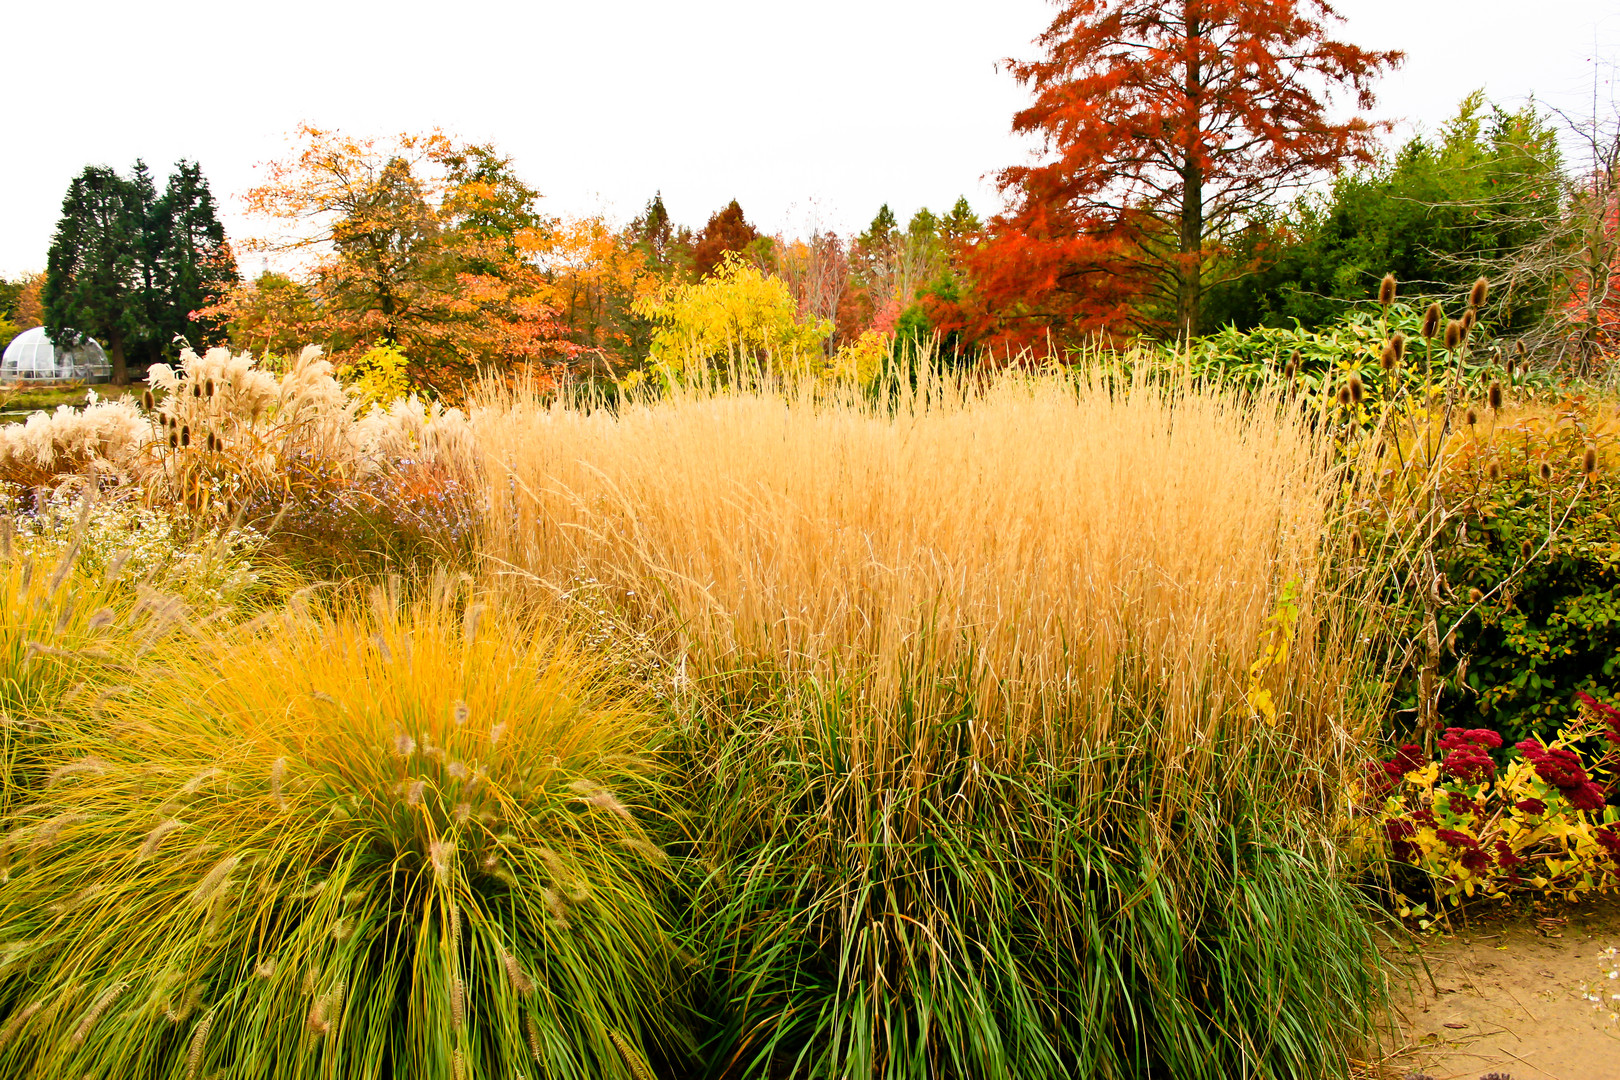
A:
[1539,461,1551,482]
[180,425,191,448]
[1583,447,1597,475]
[1422,303,1443,340]
[1444,320,1463,350]
[1391,331,1406,364]
[1469,276,1489,309]
[1488,381,1503,412]
[1461,307,1476,334]
[1378,273,1397,306]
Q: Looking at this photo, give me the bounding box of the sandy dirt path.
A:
[1381,896,1620,1080]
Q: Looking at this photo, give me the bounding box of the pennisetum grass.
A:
[0,584,686,1080]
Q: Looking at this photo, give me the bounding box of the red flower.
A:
[1441,727,1502,751]
[1596,827,1620,861]
[1460,846,1494,873]
[1564,782,1608,812]
[1493,839,1524,868]
[1515,798,1547,816]
[1384,818,1419,863]
[1442,747,1495,785]
[1435,828,1478,849]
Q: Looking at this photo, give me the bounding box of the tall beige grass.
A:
[474,367,1375,785]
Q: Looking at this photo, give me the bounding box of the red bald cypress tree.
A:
[978,0,1402,344]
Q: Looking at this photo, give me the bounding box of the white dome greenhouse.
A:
[1,327,112,383]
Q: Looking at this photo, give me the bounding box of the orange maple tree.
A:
[975,0,1402,345]
[212,125,577,395]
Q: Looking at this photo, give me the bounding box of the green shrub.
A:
[0,590,684,1080]
[1377,395,1620,745]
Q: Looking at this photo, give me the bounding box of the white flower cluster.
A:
[5,490,264,604]
[1577,945,1620,1025]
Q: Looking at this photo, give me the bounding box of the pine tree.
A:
[153,160,238,355]
[44,166,148,384]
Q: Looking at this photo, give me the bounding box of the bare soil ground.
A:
[1377,895,1620,1080]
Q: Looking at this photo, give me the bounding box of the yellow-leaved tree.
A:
[633,254,830,381]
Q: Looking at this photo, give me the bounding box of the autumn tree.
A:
[692,200,759,278]
[986,0,1402,340]
[217,125,575,392]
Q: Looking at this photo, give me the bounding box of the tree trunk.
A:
[108,331,128,386]
[1177,6,1205,340]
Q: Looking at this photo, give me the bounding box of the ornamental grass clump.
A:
[476,365,1390,1078]
[0,584,683,1080]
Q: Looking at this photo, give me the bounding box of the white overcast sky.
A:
[3,0,1616,278]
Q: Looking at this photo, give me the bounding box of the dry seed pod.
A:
[180,425,191,448]
[1337,385,1351,406]
[1466,408,1477,426]
[1444,320,1463,350]
[1348,373,1364,405]
[1461,307,1476,334]
[1422,302,1443,340]
[1487,460,1501,481]
[1380,338,1398,370]
[1584,447,1598,475]
[1379,273,1397,306]
[1520,538,1534,560]
[1469,276,1489,309]
[1488,381,1503,412]
[204,379,214,398]
[1391,331,1406,364]
[1539,461,1551,482]
[141,390,154,411]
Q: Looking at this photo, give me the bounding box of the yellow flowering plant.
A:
[1365,693,1620,914]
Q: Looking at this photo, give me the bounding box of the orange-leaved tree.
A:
[978,0,1402,344]
[212,125,576,395]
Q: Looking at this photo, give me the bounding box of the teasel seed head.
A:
[1488,460,1501,481]
[1466,408,1477,426]
[1462,307,1476,334]
[141,390,154,410]
[204,379,214,398]
[1391,331,1406,363]
[1583,447,1597,475]
[1348,373,1364,406]
[1337,385,1351,406]
[1379,273,1397,306]
[1520,538,1534,560]
[180,425,191,448]
[1380,338,1398,370]
[1422,302,1443,339]
[191,383,201,398]
[1488,381,1503,412]
[168,431,179,449]
[1444,319,1463,350]
[1539,461,1551,482]
[1469,276,1489,309]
